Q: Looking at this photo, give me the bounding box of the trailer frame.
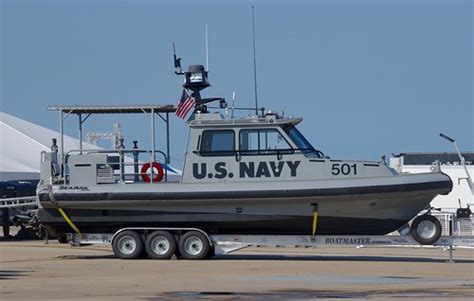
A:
[67,224,474,262]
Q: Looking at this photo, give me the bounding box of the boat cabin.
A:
[39,104,394,188]
[181,111,325,183]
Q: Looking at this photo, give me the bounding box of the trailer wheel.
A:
[411,215,442,245]
[145,231,177,259]
[179,231,210,260]
[112,231,143,259]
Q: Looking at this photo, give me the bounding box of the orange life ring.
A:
[141,162,164,183]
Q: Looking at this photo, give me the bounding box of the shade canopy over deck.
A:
[48,104,176,114]
[49,104,177,172]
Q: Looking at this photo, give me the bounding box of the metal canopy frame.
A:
[48,104,177,176]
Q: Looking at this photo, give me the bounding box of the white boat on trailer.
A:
[36,59,467,260]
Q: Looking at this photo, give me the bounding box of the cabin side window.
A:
[239,129,293,155]
[199,130,235,156]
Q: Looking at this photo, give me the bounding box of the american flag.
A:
[175,89,195,119]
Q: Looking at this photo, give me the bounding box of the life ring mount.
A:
[141,162,164,183]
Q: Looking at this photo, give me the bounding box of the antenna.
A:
[252,5,259,116]
[231,91,236,119]
[205,24,209,71]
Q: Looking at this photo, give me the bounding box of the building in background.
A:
[0,112,100,181]
[390,152,474,212]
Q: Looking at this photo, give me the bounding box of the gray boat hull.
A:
[37,172,452,236]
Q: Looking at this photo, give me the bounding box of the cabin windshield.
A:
[283,125,323,158]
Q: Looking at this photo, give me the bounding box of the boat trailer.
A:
[67,213,474,262]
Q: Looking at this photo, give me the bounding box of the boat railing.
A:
[64,148,173,184]
[194,148,326,159]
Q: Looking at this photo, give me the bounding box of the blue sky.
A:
[1,0,472,166]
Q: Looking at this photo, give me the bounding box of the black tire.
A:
[411,215,442,245]
[112,230,144,259]
[145,231,177,260]
[57,235,68,244]
[178,231,210,260]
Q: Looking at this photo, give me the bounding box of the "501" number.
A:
[331,163,357,176]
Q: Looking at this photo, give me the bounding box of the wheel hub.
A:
[417,220,436,239]
[117,236,137,255]
[185,237,203,256]
[151,236,171,255]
